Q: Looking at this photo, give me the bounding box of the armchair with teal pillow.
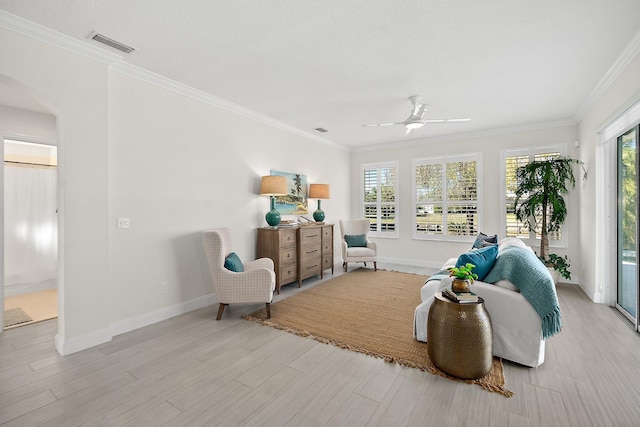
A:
[202,228,275,320]
[339,219,377,272]
[224,252,245,272]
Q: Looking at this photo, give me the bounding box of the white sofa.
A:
[414,238,547,368]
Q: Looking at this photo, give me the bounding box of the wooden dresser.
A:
[257,224,333,294]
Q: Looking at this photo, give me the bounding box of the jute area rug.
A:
[244,269,513,397]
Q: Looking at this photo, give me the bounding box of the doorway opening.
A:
[3,139,58,330]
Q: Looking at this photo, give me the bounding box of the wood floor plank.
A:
[326,393,379,427]
[0,389,57,425]
[119,401,182,427]
[242,347,358,426]
[524,383,571,427]
[1,263,640,425]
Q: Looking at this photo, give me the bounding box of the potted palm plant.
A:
[513,156,586,283]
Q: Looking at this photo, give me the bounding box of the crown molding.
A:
[0,10,122,65]
[353,118,578,152]
[574,28,640,121]
[109,61,346,150]
[0,10,348,151]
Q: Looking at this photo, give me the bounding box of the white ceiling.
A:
[1,0,640,149]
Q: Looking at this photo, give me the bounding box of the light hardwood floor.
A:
[1,263,640,426]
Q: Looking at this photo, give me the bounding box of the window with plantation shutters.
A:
[361,161,398,237]
[502,145,566,245]
[413,154,481,241]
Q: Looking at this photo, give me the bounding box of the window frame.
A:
[360,161,399,238]
[412,153,482,242]
[500,144,568,248]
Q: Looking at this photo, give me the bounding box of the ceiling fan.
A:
[363,96,471,134]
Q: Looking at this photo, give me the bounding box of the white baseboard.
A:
[55,328,112,356]
[5,279,57,297]
[377,256,444,271]
[54,292,217,356]
[110,292,217,337]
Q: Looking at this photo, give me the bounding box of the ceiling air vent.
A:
[315,127,328,133]
[89,32,135,54]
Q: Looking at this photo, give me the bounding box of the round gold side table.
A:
[427,292,493,379]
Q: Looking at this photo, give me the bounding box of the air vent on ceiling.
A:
[315,127,328,133]
[89,32,135,54]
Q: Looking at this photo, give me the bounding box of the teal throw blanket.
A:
[483,246,562,339]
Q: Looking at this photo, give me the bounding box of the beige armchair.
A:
[202,228,276,320]
[339,219,378,272]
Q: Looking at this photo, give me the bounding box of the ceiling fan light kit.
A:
[405,120,425,130]
[363,96,470,134]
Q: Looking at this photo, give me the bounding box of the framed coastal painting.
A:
[270,170,308,215]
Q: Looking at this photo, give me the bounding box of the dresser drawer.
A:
[300,259,321,279]
[322,255,333,270]
[279,228,297,247]
[299,244,321,262]
[280,247,296,266]
[299,228,321,246]
[279,264,297,285]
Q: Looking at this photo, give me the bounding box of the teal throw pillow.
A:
[224,252,244,272]
[455,244,499,281]
[472,232,498,249]
[344,234,367,248]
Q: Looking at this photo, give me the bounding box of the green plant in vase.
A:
[449,263,478,293]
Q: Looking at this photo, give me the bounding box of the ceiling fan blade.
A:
[423,118,471,123]
[362,122,404,127]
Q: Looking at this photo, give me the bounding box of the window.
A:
[502,145,566,245]
[413,153,481,241]
[361,161,398,237]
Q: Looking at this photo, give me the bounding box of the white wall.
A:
[0,105,56,143]
[1,26,111,352]
[578,52,640,302]
[351,125,581,273]
[107,71,350,325]
[0,25,350,354]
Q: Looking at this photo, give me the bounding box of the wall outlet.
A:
[160,282,169,294]
[117,217,131,229]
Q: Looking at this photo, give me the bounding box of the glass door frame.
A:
[616,124,640,331]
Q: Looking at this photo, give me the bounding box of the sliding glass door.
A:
[617,125,639,330]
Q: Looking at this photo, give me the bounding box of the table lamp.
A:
[309,183,330,222]
[260,175,287,227]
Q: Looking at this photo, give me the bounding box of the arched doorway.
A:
[0,76,60,333]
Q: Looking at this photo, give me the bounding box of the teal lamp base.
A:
[313,199,325,222]
[265,196,281,227]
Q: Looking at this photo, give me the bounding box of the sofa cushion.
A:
[455,244,499,281]
[472,232,498,249]
[344,234,367,247]
[493,279,520,292]
[224,252,244,272]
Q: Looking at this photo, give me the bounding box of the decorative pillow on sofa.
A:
[455,244,499,281]
[224,252,244,272]
[344,234,367,247]
[472,232,498,249]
